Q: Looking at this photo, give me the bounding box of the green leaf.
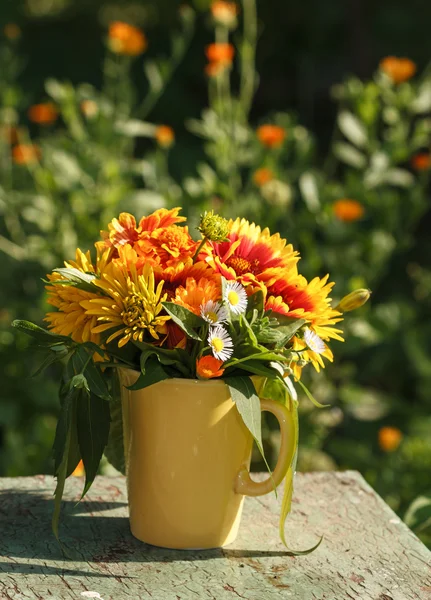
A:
[333,142,367,169]
[53,267,98,293]
[275,320,307,348]
[337,111,368,148]
[51,386,77,540]
[104,370,126,475]
[405,493,431,532]
[84,361,111,401]
[246,290,264,318]
[226,376,263,453]
[226,360,281,379]
[128,356,171,390]
[32,347,70,377]
[162,302,205,341]
[71,373,90,394]
[12,320,74,347]
[295,377,329,409]
[77,391,111,497]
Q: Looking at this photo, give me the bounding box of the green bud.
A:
[335,288,371,313]
[198,210,229,242]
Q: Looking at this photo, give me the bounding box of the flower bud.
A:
[335,288,371,313]
[198,211,229,242]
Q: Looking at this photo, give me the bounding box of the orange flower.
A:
[81,100,99,118]
[155,125,175,148]
[4,23,21,40]
[411,153,431,171]
[137,225,198,269]
[173,277,221,315]
[72,460,85,477]
[12,144,41,165]
[108,22,147,56]
[378,426,403,452]
[205,43,235,76]
[333,199,364,222]
[253,167,274,187]
[379,56,416,84]
[210,1,238,27]
[256,125,286,148]
[28,103,58,125]
[196,356,225,379]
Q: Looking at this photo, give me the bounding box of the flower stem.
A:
[193,237,208,262]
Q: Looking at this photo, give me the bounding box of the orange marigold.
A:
[379,56,416,84]
[173,277,221,315]
[256,125,286,148]
[196,356,225,379]
[253,167,274,187]
[378,426,403,452]
[210,1,238,27]
[12,144,41,165]
[411,153,431,171]
[28,103,58,125]
[333,199,364,222]
[155,125,175,148]
[108,22,147,56]
[205,42,235,65]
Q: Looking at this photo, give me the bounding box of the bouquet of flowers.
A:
[13,207,369,548]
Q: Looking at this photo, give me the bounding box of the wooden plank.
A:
[0,472,430,600]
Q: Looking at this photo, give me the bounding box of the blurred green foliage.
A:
[0,0,431,544]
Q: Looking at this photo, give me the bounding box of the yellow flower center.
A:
[212,338,224,352]
[207,310,218,323]
[227,291,240,306]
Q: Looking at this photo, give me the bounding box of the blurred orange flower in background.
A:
[378,426,403,452]
[28,103,58,125]
[253,167,274,186]
[411,153,431,171]
[12,144,41,165]
[256,125,286,148]
[205,43,235,76]
[196,356,225,379]
[379,56,416,84]
[333,199,364,222]
[210,1,238,27]
[4,23,21,40]
[108,22,147,56]
[155,125,175,148]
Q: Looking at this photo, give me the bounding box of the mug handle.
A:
[234,397,296,497]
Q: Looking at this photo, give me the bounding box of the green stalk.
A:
[239,0,258,119]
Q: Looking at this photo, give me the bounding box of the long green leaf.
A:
[278,396,323,555]
[274,319,307,348]
[84,361,111,401]
[226,376,263,453]
[162,302,205,341]
[77,391,111,497]
[53,267,99,293]
[104,369,126,475]
[12,320,74,346]
[295,377,329,409]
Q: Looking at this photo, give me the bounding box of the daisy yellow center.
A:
[227,291,240,306]
[212,338,224,352]
[207,310,218,323]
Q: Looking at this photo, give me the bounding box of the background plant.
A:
[1,0,430,544]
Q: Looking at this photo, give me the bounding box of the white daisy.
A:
[208,325,234,361]
[200,300,228,325]
[304,328,326,354]
[224,281,248,315]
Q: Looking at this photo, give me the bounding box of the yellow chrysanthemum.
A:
[44,248,104,344]
[81,262,170,348]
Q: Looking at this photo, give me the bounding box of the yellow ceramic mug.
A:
[120,370,294,549]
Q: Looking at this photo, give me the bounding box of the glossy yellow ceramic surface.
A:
[120,370,293,549]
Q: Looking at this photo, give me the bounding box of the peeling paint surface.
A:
[0,472,430,600]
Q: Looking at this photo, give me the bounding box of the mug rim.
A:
[120,367,259,387]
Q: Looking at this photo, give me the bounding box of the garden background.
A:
[1,0,431,544]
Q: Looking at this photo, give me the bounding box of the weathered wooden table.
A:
[1,472,430,600]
